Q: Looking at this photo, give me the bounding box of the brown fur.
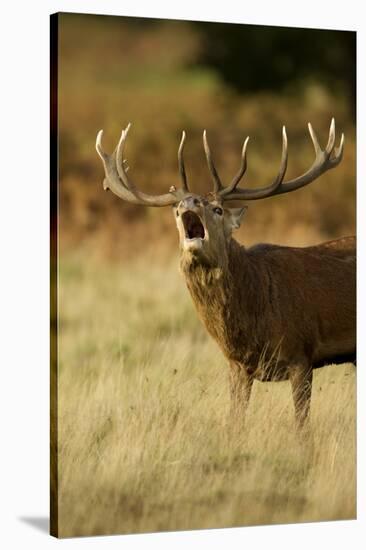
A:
[177,196,356,430]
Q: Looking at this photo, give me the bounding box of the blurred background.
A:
[57,13,356,259]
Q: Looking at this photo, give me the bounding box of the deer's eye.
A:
[213,207,223,216]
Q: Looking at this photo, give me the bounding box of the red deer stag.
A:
[96,119,356,430]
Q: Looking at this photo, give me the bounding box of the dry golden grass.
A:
[57,251,356,538]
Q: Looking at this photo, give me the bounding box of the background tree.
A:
[192,22,356,118]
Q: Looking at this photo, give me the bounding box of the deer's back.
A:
[232,237,356,374]
[305,235,355,256]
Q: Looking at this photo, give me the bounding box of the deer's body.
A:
[182,236,355,383]
[96,118,355,430]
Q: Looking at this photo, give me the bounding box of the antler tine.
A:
[95,124,188,207]
[325,117,336,156]
[96,129,113,192]
[222,136,250,195]
[220,126,288,201]
[309,118,337,160]
[178,131,189,191]
[334,132,345,160]
[219,119,343,202]
[116,123,135,191]
[203,130,224,192]
[307,122,322,156]
[277,125,289,183]
[96,129,108,161]
[325,119,344,167]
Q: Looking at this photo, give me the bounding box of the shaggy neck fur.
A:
[180,238,268,364]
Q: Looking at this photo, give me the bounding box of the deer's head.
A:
[173,194,246,269]
[96,121,344,268]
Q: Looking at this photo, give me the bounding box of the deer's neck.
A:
[181,239,258,360]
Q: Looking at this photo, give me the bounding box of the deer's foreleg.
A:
[289,363,313,431]
[229,362,253,420]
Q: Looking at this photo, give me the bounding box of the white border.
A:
[0,1,364,548]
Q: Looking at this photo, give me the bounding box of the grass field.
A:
[56,251,356,537]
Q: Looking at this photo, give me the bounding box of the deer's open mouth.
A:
[181,211,205,240]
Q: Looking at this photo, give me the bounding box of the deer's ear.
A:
[227,206,248,230]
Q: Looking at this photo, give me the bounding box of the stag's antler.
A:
[96,124,190,206]
[203,118,344,201]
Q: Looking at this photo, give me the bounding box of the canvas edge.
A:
[50,11,59,539]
